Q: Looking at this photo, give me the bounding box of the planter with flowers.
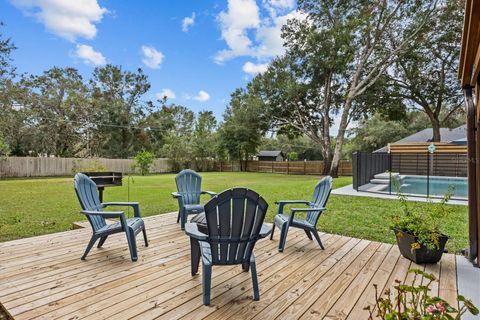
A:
[391,186,453,264]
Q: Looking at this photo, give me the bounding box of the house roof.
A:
[257,150,283,157]
[374,124,467,153]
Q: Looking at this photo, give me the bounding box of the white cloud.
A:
[182,12,195,32]
[265,0,295,11]
[156,88,176,100]
[141,46,164,69]
[215,0,260,63]
[191,90,210,102]
[215,0,306,64]
[75,44,106,65]
[243,61,269,75]
[11,0,107,42]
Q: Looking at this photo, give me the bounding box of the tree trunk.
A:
[430,116,441,142]
[330,98,353,178]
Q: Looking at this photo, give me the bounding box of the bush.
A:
[289,151,298,161]
[133,150,155,176]
[0,136,10,160]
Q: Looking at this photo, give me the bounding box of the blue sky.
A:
[1,0,301,121]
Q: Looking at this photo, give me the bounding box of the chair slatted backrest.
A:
[175,169,202,205]
[204,188,268,265]
[307,176,333,225]
[74,173,106,231]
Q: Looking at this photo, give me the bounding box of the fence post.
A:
[304,160,306,175]
[287,161,289,174]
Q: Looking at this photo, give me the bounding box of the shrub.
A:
[133,150,155,176]
[289,151,298,161]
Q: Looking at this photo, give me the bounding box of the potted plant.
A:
[391,185,453,264]
[365,269,478,319]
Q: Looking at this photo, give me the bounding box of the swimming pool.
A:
[383,175,468,199]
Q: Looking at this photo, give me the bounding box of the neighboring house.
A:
[374,124,467,153]
[257,150,285,161]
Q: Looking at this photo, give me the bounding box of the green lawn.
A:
[0,172,468,253]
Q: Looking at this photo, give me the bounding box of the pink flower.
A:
[436,302,445,314]
[426,305,436,315]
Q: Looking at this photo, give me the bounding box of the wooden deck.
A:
[0,212,460,320]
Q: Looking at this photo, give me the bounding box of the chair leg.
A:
[250,256,259,301]
[304,229,313,240]
[270,224,276,240]
[180,209,187,230]
[190,238,201,276]
[81,236,98,260]
[177,209,181,223]
[142,228,149,247]
[278,222,289,252]
[311,229,325,250]
[202,263,212,305]
[97,235,108,248]
[125,228,138,261]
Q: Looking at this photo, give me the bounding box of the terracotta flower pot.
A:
[393,228,448,264]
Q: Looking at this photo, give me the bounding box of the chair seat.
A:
[97,217,144,234]
[184,204,205,214]
[274,214,313,229]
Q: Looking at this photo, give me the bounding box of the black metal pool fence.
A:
[352,151,468,199]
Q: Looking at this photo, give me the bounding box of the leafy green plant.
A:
[72,159,107,173]
[392,180,454,251]
[133,150,155,176]
[365,269,478,320]
[0,136,10,160]
[289,151,298,161]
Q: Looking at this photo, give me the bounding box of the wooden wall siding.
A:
[391,153,467,177]
[214,160,352,176]
[0,157,172,178]
[389,143,467,154]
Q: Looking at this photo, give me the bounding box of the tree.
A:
[192,110,217,171]
[0,134,10,159]
[218,88,267,170]
[386,0,464,141]
[250,55,340,174]
[284,0,438,177]
[133,150,155,175]
[20,67,90,157]
[89,65,150,158]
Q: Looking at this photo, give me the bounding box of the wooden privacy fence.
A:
[0,157,352,178]
[214,160,352,176]
[0,157,172,178]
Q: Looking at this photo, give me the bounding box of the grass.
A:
[0,172,468,253]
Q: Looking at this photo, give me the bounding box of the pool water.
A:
[384,176,468,199]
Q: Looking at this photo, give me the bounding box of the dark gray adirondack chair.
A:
[185,188,271,305]
[172,169,216,230]
[271,176,333,252]
[74,173,148,262]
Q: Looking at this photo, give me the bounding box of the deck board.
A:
[0,212,463,320]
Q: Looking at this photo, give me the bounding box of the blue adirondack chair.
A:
[74,173,148,262]
[271,176,333,252]
[172,169,216,230]
[185,188,271,305]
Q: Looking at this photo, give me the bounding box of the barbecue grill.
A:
[81,171,123,202]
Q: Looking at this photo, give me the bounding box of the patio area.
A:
[0,212,465,320]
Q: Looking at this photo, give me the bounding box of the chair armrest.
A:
[102,202,141,218]
[259,224,272,238]
[185,223,208,241]
[171,192,182,199]
[290,207,327,213]
[81,210,125,219]
[201,191,217,198]
[275,200,310,205]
